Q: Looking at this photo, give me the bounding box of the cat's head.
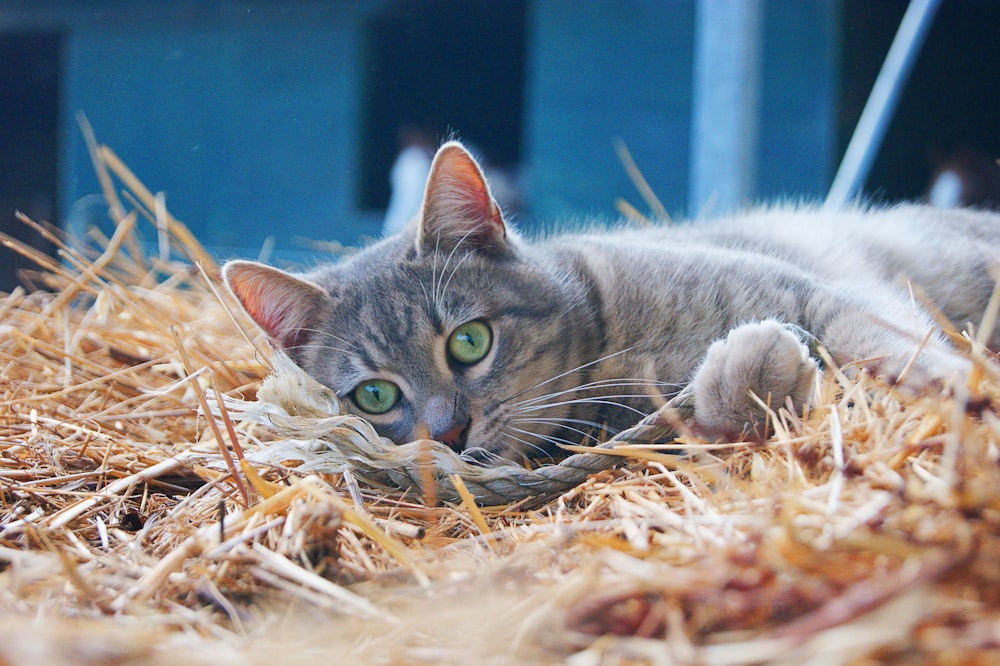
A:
[224,142,601,461]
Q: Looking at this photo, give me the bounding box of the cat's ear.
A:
[417,141,507,254]
[222,260,329,350]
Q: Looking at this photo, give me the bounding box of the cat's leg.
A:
[816,308,969,390]
[690,306,970,440]
[691,320,818,440]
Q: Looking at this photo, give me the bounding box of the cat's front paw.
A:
[692,320,818,440]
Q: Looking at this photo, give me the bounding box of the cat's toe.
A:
[692,320,818,440]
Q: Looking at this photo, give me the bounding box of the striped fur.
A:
[225,141,1000,462]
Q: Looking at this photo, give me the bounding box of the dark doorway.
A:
[0,31,61,291]
[357,0,527,210]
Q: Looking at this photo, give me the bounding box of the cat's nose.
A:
[434,421,469,452]
[422,396,469,451]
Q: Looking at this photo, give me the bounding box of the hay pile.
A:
[1,143,1000,665]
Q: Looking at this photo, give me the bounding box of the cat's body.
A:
[225,142,1000,463]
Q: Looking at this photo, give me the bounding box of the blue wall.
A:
[523,1,695,223]
[61,4,378,261]
[57,1,840,259]
[523,0,838,223]
[757,0,839,201]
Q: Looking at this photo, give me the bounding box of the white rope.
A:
[225,353,692,506]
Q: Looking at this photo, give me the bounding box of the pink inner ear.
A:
[224,262,325,350]
[419,142,506,251]
[439,147,501,222]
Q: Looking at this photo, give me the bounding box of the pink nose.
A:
[436,422,469,452]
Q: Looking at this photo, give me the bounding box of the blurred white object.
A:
[928,169,963,208]
[382,142,433,236]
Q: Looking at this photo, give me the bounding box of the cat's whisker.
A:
[504,376,670,450]
[460,445,508,466]
[438,249,474,308]
[498,347,639,404]
[429,235,444,311]
[297,327,362,352]
[496,432,529,453]
[511,417,611,444]
[436,232,469,292]
[505,426,581,455]
[513,415,611,432]
[419,280,432,312]
[515,395,651,418]
[520,377,670,396]
[512,378,678,409]
[285,344,353,358]
[286,342,357,357]
[430,230,475,312]
[499,430,555,459]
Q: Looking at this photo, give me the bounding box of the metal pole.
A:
[688,0,763,216]
[824,0,941,209]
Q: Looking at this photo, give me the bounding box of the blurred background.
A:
[1,0,998,290]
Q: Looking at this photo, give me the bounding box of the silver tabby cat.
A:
[224,141,1000,463]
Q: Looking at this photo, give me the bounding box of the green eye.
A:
[352,379,400,414]
[447,320,493,365]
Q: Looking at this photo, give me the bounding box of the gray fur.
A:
[224,141,1000,462]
